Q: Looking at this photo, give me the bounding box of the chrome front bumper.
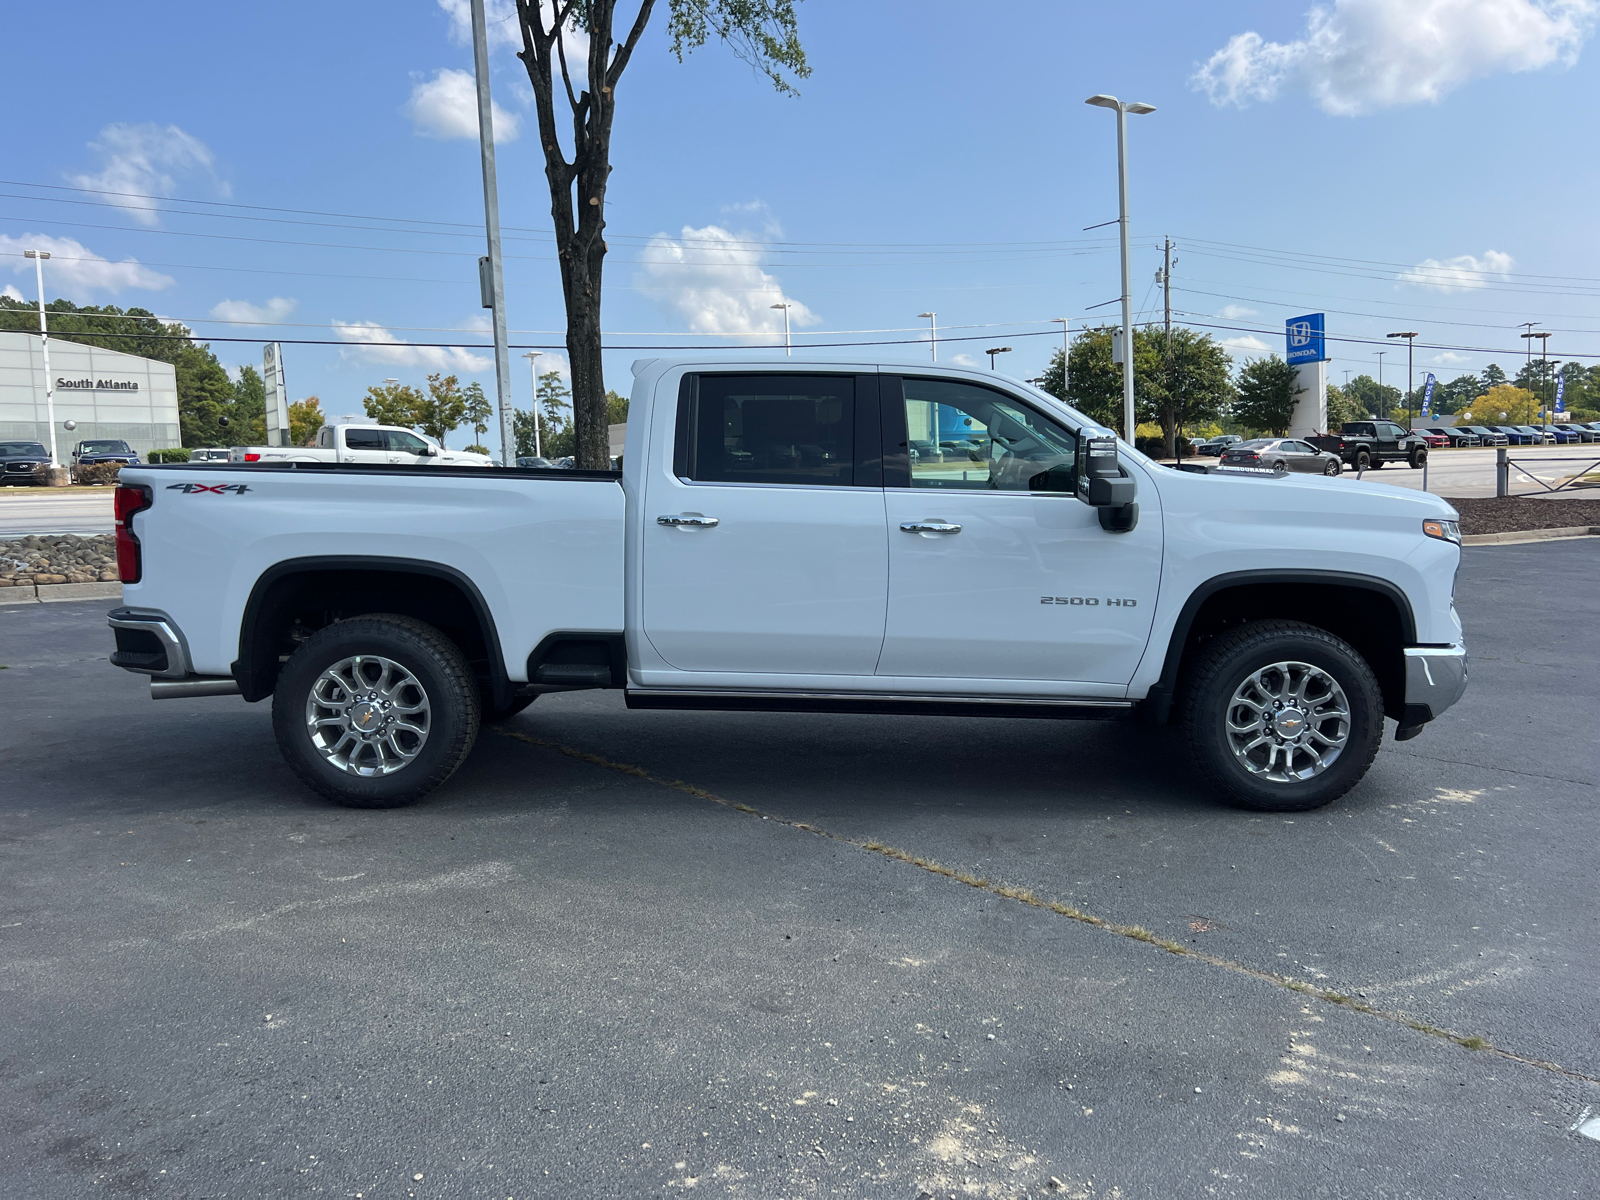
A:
[1403,644,1469,721]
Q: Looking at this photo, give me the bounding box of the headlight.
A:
[1423,518,1461,545]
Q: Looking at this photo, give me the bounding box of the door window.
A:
[344,428,385,451]
[686,375,854,486]
[386,430,431,455]
[901,379,1075,491]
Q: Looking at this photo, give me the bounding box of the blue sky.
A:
[3,0,1598,446]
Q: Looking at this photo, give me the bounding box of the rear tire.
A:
[272,614,479,808]
[1180,620,1383,812]
[1354,450,1371,472]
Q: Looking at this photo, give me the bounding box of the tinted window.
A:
[387,430,430,454]
[901,379,1075,491]
[343,428,386,450]
[0,442,46,457]
[689,375,854,486]
[80,440,131,454]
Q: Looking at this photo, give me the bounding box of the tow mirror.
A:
[1076,433,1138,532]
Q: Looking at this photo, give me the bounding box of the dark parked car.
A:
[1220,438,1343,475]
[1537,424,1583,444]
[1192,434,1243,457]
[1488,426,1534,445]
[1457,425,1508,446]
[515,456,558,468]
[72,439,141,466]
[1423,426,1480,447]
[1556,423,1598,443]
[0,440,52,485]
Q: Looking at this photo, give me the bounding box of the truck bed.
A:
[120,462,626,684]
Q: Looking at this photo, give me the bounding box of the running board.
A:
[624,690,1134,720]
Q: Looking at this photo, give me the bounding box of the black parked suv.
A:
[72,439,142,467]
[0,440,52,485]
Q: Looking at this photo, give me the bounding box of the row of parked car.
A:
[1417,422,1600,446]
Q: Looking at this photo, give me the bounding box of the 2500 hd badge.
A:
[1041,595,1138,607]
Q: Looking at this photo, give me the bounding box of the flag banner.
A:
[1422,372,1436,417]
[1555,375,1566,414]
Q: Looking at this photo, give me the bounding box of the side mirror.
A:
[1075,432,1139,532]
[424,445,440,457]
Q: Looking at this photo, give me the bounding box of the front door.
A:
[641,373,888,676]
[877,378,1162,689]
[385,429,435,465]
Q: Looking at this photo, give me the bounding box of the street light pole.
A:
[918,312,937,361]
[1387,332,1417,425]
[1086,94,1156,443]
[1376,351,1386,418]
[23,250,59,471]
[770,303,792,355]
[469,0,516,467]
[1521,329,1552,422]
[1051,316,1069,394]
[522,351,542,458]
[984,346,1013,371]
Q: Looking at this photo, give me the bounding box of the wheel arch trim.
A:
[232,555,509,706]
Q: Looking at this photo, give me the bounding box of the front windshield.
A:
[80,440,131,454]
[0,442,47,457]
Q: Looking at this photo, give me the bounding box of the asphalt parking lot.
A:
[2,542,1597,1198]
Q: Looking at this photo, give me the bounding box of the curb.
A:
[0,581,123,605]
[1462,526,1600,546]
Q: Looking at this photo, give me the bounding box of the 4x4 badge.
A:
[165,483,250,494]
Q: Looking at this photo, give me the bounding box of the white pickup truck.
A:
[106,359,1467,813]
[229,422,494,467]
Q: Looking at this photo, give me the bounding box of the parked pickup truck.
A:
[229,422,494,467]
[1307,421,1429,471]
[105,360,1468,814]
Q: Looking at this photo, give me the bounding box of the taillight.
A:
[114,485,152,583]
[243,453,260,462]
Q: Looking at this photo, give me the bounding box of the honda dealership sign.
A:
[1285,313,1327,365]
[263,342,291,447]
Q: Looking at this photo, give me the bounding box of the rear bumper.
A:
[1403,644,1468,722]
[108,607,191,678]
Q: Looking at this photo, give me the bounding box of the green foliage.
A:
[147,448,191,463]
[1038,325,1150,429]
[1137,327,1234,456]
[362,381,426,429]
[231,364,267,445]
[1325,383,1361,428]
[462,381,494,446]
[1480,363,1507,391]
[605,389,630,425]
[1343,373,1400,420]
[514,370,578,460]
[288,397,325,447]
[414,374,466,447]
[1475,384,1540,424]
[666,0,812,96]
[1231,355,1302,436]
[464,444,489,455]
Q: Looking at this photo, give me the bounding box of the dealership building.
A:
[0,330,180,456]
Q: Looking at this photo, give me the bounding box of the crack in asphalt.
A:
[491,725,1599,1087]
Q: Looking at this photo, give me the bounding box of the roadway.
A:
[2,543,1597,1197]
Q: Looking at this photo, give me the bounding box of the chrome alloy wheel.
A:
[305,655,431,776]
[1225,661,1351,783]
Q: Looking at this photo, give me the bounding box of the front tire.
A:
[272,614,480,808]
[1322,458,1341,476]
[1410,448,1427,469]
[1180,620,1383,812]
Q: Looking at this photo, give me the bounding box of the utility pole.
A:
[1387,331,1417,426]
[23,250,60,474]
[1377,351,1387,419]
[522,351,542,459]
[770,303,792,355]
[469,0,515,468]
[1160,237,1172,344]
[918,312,937,361]
[1051,317,1069,396]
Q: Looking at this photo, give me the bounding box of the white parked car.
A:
[108,359,1466,815]
[229,423,494,467]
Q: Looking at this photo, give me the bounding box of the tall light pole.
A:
[1051,316,1070,394]
[1376,351,1387,418]
[918,312,937,361]
[1387,331,1417,425]
[469,0,516,467]
[522,351,542,458]
[1521,329,1551,421]
[23,250,59,471]
[770,302,792,355]
[1085,93,1156,442]
[985,346,1012,371]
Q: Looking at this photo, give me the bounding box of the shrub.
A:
[464,444,489,455]
[147,448,191,463]
[72,463,122,486]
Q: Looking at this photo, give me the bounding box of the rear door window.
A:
[684,374,855,486]
[343,428,385,451]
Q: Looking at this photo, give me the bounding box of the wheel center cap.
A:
[1274,708,1307,738]
[349,701,382,732]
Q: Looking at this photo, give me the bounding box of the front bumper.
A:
[1403,644,1469,723]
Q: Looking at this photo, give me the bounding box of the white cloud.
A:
[1218,304,1257,319]
[1433,350,1472,365]
[2,284,21,302]
[68,123,228,226]
[404,69,521,142]
[0,234,174,298]
[332,319,492,372]
[1397,250,1514,291]
[1194,0,1598,116]
[948,353,980,368]
[209,297,296,327]
[635,223,817,340]
[1221,334,1272,359]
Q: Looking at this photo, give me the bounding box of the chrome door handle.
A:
[900,521,962,534]
[657,514,719,527]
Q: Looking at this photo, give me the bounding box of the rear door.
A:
[877,377,1161,688]
[340,427,389,464]
[640,372,889,676]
